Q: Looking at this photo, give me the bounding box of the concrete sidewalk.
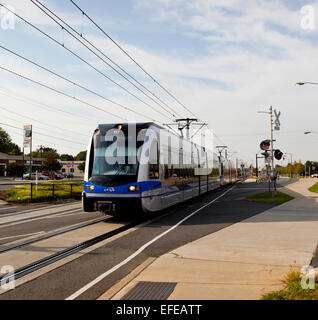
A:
[101,178,318,300]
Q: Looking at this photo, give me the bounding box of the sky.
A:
[0,0,318,166]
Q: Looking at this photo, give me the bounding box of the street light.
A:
[304,131,318,135]
[296,82,318,86]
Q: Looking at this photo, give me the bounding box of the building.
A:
[0,153,84,177]
[0,152,44,176]
[58,160,84,177]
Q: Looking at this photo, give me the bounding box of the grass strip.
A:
[246,191,294,204]
[309,182,318,193]
[262,271,318,300]
[0,182,83,203]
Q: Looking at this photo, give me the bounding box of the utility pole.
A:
[163,118,207,140]
[216,146,227,181]
[29,129,32,178]
[22,147,24,180]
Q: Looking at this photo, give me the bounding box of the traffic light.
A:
[260,140,271,151]
[274,149,283,160]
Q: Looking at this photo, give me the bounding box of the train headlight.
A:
[128,185,140,192]
[86,185,95,191]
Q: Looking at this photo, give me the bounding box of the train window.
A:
[164,165,169,179]
[149,164,159,179]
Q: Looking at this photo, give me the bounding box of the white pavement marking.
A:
[0,202,80,218]
[66,185,236,300]
[0,231,45,241]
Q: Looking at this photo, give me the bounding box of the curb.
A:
[97,257,157,300]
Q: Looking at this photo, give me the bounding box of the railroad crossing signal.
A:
[260,140,271,151]
[274,149,283,160]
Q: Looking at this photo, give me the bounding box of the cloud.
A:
[1,0,318,160]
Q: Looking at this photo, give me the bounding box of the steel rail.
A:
[0,208,82,228]
[0,221,139,284]
[0,216,112,254]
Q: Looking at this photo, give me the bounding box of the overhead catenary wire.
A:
[0,44,162,123]
[0,86,100,125]
[69,0,200,120]
[0,3,172,123]
[0,86,180,137]
[0,105,89,139]
[1,126,86,152]
[0,121,86,146]
[0,65,131,122]
[31,0,180,119]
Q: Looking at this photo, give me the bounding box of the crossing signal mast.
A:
[258,106,281,197]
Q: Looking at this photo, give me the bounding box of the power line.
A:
[2,126,85,152]
[0,3,172,123]
[0,105,89,139]
[0,44,161,123]
[69,0,200,119]
[0,121,86,146]
[0,65,131,122]
[32,0,180,119]
[0,86,99,124]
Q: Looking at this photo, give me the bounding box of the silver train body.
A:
[82,123,236,215]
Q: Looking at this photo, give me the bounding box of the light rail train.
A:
[82,123,236,215]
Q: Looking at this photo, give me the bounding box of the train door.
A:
[200,150,208,194]
[193,145,200,196]
[182,140,193,201]
[161,134,181,207]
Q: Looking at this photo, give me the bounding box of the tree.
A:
[6,163,27,179]
[281,161,305,177]
[8,143,22,155]
[0,128,22,155]
[294,161,305,176]
[78,162,85,172]
[40,152,62,173]
[75,151,87,161]
[60,154,75,161]
[0,128,12,154]
[28,146,59,159]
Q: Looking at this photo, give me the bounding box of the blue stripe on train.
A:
[83,180,161,194]
[84,180,220,197]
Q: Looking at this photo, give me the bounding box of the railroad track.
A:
[0,201,79,217]
[0,220,140,285]
[0,207,83,228]
[0,183,238,288]
[0,215,113,254]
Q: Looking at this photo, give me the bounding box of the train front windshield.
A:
[91,132,144,178]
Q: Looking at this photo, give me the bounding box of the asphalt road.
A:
[0,178,296,300]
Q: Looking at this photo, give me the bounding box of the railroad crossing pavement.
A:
[105,178,318,300]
